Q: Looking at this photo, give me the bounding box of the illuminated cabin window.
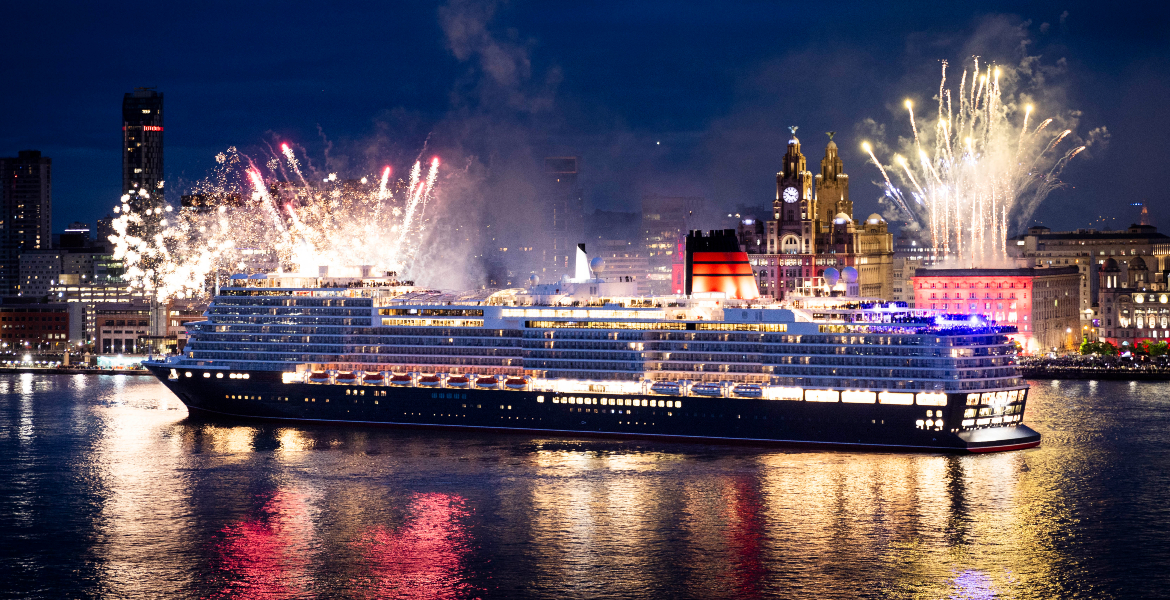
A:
[878,392,914,405]
[806,390,838,402]
[917,393,947,406]
[966,393,980,405]
[964,408,977,418]
[842,391,876,403]
[203,373,211,378]
[216,373,223,379]
[537,395,544,403]
[770,387,803,401]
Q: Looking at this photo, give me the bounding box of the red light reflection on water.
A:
[355,493,476,600]
[211,490,315,599]
[211,490,476,599]
[723,478,766,599]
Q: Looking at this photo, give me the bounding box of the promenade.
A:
[1018,355,1170,381]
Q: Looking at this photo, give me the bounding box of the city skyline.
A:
[0,1,1165,238]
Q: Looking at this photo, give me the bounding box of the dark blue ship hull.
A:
[145,364,1041,453]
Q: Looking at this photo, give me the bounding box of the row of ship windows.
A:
[546,396,681,409]
[191,344,524,357]
[211,318,372,326]
[769,377,1022,391]
[188,349,1016,376]
[963,405,1022,418]
[188,338,1009,359]
[210,308,372,316]
[191,325,1011,353]
[189,352,516,366]
[213,298,373,307]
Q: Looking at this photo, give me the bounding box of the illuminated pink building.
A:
[913,266,1080,354]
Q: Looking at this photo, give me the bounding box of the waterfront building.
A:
[94,303,151,354]
[1007,224,1170,333]
[744,131,893,301]
[1096,256,1170,348]
[0,301,70,352]
[0,150,52,296]
[913,266,1081,353]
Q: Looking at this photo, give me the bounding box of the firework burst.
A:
[110,145,440,302]
[863,58,1086,267]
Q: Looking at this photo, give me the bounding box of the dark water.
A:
[0,375,1166,599]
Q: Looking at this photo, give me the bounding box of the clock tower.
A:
[775,126,814,254]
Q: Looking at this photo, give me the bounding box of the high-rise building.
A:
[544,157,583,279]
[642,194,703,295]
[122,88,164,214]
[0,150,52,296]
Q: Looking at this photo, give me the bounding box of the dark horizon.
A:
[2,1,1168,237]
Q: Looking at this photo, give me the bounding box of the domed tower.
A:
[776,126,813,253]
[814,131,851,229]
[1101,257,1121,289]
[1129,255,1149,287]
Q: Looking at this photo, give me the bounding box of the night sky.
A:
[3,1,1168,237]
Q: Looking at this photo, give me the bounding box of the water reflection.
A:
[0,374,1160,599]
[213,489,317,599]
[353,493,476,599]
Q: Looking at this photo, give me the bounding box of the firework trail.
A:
[390,157,440,262]
[862,58,1087,267]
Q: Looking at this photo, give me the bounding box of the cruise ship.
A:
[144,231,1040,453]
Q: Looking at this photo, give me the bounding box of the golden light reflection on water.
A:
[278,428,313,453]
[88,375,196,597]
[525,449,665,598]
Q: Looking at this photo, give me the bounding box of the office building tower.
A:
[0,150,52,295]
[544,157,584,278]
[122,87,164,213]
[642,194,703,295]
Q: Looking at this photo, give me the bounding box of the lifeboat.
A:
[308,371,330,384]
[650,381,682,395]
[417,375,441,387]
[732,383,763,398]
[389,373,414,386]
[362,372,385,385]
[504,377,528,390]
[476,376,499,389]
[335,372,358,385]
[446,375,470,388]
[690,382,724,397]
